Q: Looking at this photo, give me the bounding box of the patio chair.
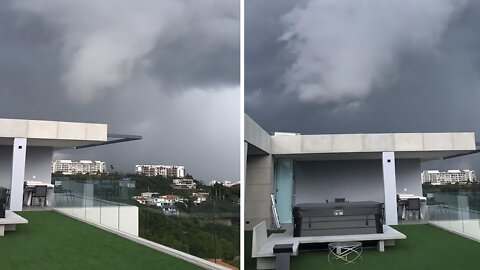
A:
[406,198,421,220]
[31,185,48,206]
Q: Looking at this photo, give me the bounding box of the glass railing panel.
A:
[457,196,465,233]
[426,193,451,227]
[447,204,463,232]
[71,194,86,219]
[58,194,74,216]
[85,197,101,224]
[53,190,65,211]
[462,209,480,238]
[423,185,480,212]
[427,204,439,224]
[423,189,480,240]
[436,206,450,228]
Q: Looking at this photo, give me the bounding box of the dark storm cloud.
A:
[0,0,239,181]
[9,0,239,103]
[246,0,480,170]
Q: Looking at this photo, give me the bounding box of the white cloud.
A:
[281,0,467,104]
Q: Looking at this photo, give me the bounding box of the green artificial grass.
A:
[0,211,202,270]
[245,225,480,270]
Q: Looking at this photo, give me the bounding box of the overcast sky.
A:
[0,0,240,181]
[246,0,480,170]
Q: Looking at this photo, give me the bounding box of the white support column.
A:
[382,151,398,225]
[10,138,27,211]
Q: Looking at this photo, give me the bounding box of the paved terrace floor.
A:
[245,224,480,270]
[0,211,202,270]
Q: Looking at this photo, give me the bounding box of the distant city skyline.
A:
[51,158,240,182]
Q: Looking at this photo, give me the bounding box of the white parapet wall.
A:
[119,206,139,234]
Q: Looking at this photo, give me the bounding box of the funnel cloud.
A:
[280,0,467,104]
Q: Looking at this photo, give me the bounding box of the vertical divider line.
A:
[240,0,245,268]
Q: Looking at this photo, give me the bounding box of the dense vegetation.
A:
[133,174,240,266]
[139,206,240,264]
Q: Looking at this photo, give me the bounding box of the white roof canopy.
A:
[0,118,107,149]
[270,132,476,161]
[245,114,478,162]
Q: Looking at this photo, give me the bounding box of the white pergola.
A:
[245,114,478,227]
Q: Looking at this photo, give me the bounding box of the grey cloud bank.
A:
[0,0,240,181]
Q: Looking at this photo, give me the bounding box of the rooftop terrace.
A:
[0,211,202,270]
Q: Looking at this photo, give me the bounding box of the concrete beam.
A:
[270,132,476,157]
[0,118,108,142]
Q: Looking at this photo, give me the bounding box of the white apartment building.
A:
[135,164,185,178]
[421,170,476,185]
[171,179,196,189]
[133,193,181,206]
[209,180,240,187]
[132,193,180,215]
[52,160,107,175]
[150,195,181,207]
[140,192,159,198]
[192,192,209,204]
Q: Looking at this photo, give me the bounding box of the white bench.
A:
[252,221,406,269]
[0,211,28,236]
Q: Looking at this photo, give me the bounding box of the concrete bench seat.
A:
[252,221,406,269]
[0,210,28,236]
